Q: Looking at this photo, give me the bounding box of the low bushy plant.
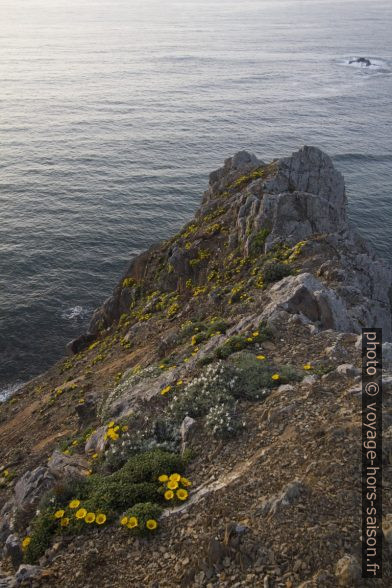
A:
[228,352,274,400]
[24,510,57,564]
[248,228,270,256]
[122,502,163,536]
[24,449,184,563]
[168,362,237,423]
[215,325,271,360]
[262,261,292,283]
[205,404,244,439]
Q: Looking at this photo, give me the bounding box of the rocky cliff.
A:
[0,146,391,588]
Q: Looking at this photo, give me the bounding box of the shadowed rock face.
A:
[68,145,392,349]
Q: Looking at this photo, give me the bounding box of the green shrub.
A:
[84,479,157,513]
[24,510,57,564]
[229,352,302,398]
[215,335,248,359]
[116,449,184,483]
[262,262,292,283]
[228,352,274,399]
[249,228,270,256]
[215,326,270,360]
[123,502,163,536]
[196,354,215,367]
[180,319,229,343]
[24,449,184,562]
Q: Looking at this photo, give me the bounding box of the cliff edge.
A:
[0,146,391,588]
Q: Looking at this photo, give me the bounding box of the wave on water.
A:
[0,381,24,403]
[61,306,91,322]
[339,56,390,72]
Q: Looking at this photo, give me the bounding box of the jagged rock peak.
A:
[205,145,346,212]
[67,145,391,350]
[202,145,348,254]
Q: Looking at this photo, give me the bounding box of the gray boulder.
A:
[47,450,90,480]
[260,273,354,332]
[14,466,56,521]
[15,565,43,584]
[84,425,108,455]
[3,535,22,570]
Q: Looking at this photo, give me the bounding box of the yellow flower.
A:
[167,480,179,490]
[256,355,266,360]
[303,363,312,370]
[21,537,31,549]
[158,474,169,483]
[191,335,197,346]
[92,453,99,459]
[72,440,78,446]
[271,373,280,381]
[164,490,174,500]
[63,449,70,455]
[169,473,181,482]
[146,519,158,530]
[113,425,120,432]
[176,489,188,501]
[69,499,80,509]
[252,331,259,337]
[180,477,192,487]
[121,425,128,432]
[159,364,165,369]
[60,517,70,527]
[160,385,172,396]
[75,508,87,519]
[96,513,106,525]
[246,337,253,342]
[3,469,9,478]
[54,510,65,519]
[85,512,95,524]
[107,428,119,441]
[120,516,129,526]
[108,421,115,428]
[127,517,138,529]
[176,380,183,386]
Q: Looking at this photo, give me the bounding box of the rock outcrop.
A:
[73,145,391,346]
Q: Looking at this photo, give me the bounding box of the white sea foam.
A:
[0,381,24,403]
[61,306,91,321]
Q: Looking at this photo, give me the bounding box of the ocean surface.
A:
[1,0,392,399]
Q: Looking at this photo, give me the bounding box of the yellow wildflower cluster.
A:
[192,286,207,297]
[122,276,136,288]
[104,421,128,442]
[21,537,31,550]
[120,515,158,531]
[88,340,100,351]
[160,385,172,396]
[158,473,192,503]
[288,240,307,262]
[53,500,107,528]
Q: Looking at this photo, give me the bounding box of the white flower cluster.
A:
[205,403,244,439]
[168,361,240,422]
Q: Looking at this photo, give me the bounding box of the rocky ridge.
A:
[0,146,391,587]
